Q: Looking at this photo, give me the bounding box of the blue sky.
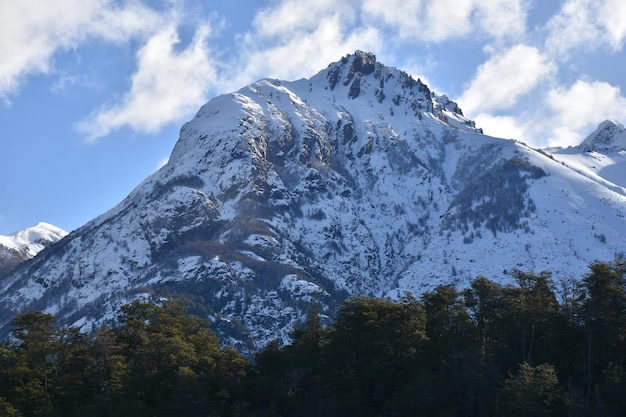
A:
[2,0,626,235]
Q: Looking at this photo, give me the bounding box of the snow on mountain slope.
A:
[544,120,626,194]
[0,222,67,277]
[1,52,625,352]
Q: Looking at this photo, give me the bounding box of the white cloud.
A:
[545,80,626,146]
[425,1,474,41]
[457,45,555,116]
[0,0,163,102]
[468,80,626,148]
[241,23,381,85]
[156,156,170,171]
[473,113,526,140]
[545,0,626,57]
[252,0,352,38]
[227,1,381,90]
[597,0,626,50]
[361,0,425,39]
[362,0,528,42]
[474,0,528,40]
[545,0,600,57]
[77,25,216,141]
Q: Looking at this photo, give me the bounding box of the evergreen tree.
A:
[111,299,247,417]
[577,261,626,413]
[508,270,574,369]
[8,311,58,417]
[580,262,626,368]
[247,311,332,417]
[498,363,565,417]
[248,339,294,416]
[49,326,99,416]
[0,397,22,417]
[422,285,486,417]
[327,296,433,416]
[1,263,626,417]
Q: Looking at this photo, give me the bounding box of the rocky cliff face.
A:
[1,52,626,352]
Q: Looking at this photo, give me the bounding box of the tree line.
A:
[1,261,626,416]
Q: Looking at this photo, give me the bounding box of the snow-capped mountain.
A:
[0,222,67,277]
[545,120,626,194]
[2,51,626,351]
[580,119,626,153]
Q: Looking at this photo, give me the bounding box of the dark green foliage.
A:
[498,363,565,417]
[247,311,332,416]
[576,261,626,415]
[248,262,626,417]
[422,285,490,416]
[2,261,626,416]
[103,300,248,417]
[327,296,432,416]
[0,397,21,417]
[0,300,248,417]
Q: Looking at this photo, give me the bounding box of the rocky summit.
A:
[2,51,626,352]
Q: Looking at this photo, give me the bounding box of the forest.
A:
[1,261,626,416]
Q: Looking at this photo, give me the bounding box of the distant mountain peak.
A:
[0,222,67,277]
[579,119,626,152]
[0,222,67,254]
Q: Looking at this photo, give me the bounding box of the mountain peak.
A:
[0,222,67,277]
[2,53,626,353]
[322,50,429,99]
[0,222,67,254]
[579,119,626,152]
[340,50,378,75]
[316,51,476,131]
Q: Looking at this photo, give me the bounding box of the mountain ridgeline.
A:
[1,51,626,351]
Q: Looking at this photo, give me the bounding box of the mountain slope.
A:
[1,52,626,351]
[0,222,67,277]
